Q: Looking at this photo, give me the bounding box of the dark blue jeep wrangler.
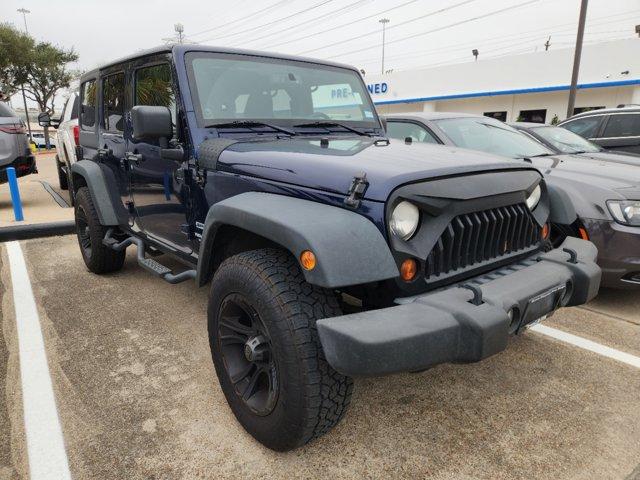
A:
[71,45,601,451]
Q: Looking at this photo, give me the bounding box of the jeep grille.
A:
[424,203,540,280]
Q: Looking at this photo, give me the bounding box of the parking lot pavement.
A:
[1,235,639,480]
[0,152,72,227]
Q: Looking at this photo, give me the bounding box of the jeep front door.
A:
[128,61,191,254]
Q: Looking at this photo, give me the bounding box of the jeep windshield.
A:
[435,117,552,159]
[186,52,379,134]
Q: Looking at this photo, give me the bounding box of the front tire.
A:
[208,248,353,451]
[74,187,125,274]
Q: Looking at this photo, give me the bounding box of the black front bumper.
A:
[317,238,601,376]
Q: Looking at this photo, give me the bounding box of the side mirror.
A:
[38,112,51,127]
[131,105,172,141]
[380,117,388,133]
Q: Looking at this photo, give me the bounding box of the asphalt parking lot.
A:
[0,235,638,480]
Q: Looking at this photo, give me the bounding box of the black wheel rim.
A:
[76,205,92,257]
[217,294,278,416]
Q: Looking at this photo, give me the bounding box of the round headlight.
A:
[526,185,541,210]
[390,201,420,240]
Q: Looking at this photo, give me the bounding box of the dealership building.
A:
[369,38,640,123]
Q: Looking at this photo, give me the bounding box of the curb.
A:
[0,221,75,242]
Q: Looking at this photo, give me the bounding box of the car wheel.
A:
[74,187,125,274]
[56,155,68,190]
[208,248,353,451]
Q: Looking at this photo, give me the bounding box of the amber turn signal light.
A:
[300,250,317,270]
[400,258,417,281]
[541,223,550,240]
[578,227,589,240]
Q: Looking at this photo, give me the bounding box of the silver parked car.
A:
[0,102,37,182]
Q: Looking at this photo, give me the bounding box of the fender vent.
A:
[424,203,540,280]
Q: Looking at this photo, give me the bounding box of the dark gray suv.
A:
[559,106,640,155]
[0,102,37,182]
[384,112,640,289]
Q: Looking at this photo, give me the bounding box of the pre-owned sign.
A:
[367,82,388,94]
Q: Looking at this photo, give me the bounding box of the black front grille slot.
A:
[424,203,540,281]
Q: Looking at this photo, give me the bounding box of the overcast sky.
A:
[3,0,639,109]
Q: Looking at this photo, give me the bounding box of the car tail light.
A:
[73,125,80,145]
[0,124,26,134]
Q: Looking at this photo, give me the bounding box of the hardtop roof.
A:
[80,44,360,82]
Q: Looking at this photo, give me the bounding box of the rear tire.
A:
[208,248,353,451]
[56,155,68,190]
[74,187,125,274]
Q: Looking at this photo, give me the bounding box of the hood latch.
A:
[344,172,369,209]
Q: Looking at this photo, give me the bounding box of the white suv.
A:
[54,90,79,193]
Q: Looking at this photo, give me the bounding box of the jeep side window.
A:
[134,63,176,130]
[602,113,640,138]
[80,80,96,130]
[386,121,439,144]
[102,72,125,132]
[562,117,602,138]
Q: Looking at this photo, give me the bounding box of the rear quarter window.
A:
[80,80,97,130]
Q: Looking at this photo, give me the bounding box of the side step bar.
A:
[102,229,196,284]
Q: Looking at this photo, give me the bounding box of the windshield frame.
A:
[530,125,602,153]
[184,51,382,133]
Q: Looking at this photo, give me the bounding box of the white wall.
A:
[377,85,638,122]
[368,38,640,121]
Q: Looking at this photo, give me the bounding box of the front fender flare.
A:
[196,192,399,288]
[70,160,128,226]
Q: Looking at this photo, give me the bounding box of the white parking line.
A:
[6,241,72,480]
[530,324,640,369]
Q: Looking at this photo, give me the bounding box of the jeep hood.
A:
[215,137,538,201]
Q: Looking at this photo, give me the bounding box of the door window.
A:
[602,114,640,138]
[573,106,604,115]
[562,116,602,138]
[518,109,546,123]
[134,63,176,126]
[102,72,125,132]
[484,111,507,122]
[80,80,97,130]
[386,121,439,144]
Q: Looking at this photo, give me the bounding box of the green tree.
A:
[0,23,33,99]
[22,42,79,148]
[0,23,78,148]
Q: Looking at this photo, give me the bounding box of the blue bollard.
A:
[7,167,24,221]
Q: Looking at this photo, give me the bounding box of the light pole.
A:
[175,23,184,44]
[566,0,588,118]
[16,7,33,143]
[17,8,30,34]
[379,18,390,75]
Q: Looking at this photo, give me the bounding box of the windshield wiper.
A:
[204,121,297,136]
[293,121,371,136]
[529,152,555,157]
